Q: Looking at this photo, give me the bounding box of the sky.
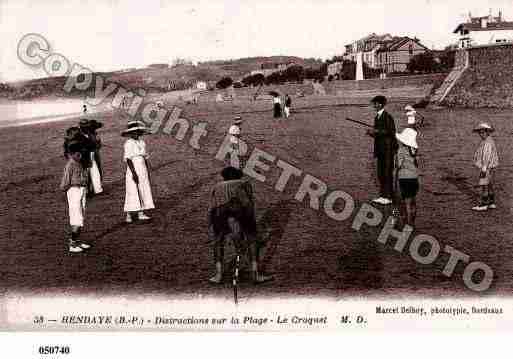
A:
[1,0,513,82]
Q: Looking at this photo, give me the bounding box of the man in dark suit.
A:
[366,95,397,205]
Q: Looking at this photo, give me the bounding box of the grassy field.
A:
[1,95,512,301]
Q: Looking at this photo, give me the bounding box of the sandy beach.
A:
[1,95,512,302]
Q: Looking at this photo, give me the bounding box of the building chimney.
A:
[499,10,502,22]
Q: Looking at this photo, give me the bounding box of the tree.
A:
[407,52,438,74]
[341,60,356,80]
[326,55,344,65]
[282,65,304,82]
[436,50,455,71]
[303,66,324,82]
[242,73,265,87]
[264,71,285,85]
[216,77,233,89]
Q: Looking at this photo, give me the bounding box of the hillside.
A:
[1,56,323,100]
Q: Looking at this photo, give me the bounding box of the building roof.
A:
[454,21,513,33]
[345,33,392,47]
[376,37,429,52]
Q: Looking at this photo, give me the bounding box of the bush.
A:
[282,65,304,82]
[341,60,356,80]
[216,77,233,89]
[242,73,265,87]
[264,71,285,85]
[407,52,442,74]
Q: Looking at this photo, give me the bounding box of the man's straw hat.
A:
[472,122,494,133]
[121,121,150,136]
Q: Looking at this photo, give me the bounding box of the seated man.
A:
[208,167,273,284]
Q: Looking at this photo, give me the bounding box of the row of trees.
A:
[216,48,456,89]
[217,64,327,89]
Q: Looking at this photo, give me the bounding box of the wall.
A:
[443,43,513,108]
[192,74,447,103]
[324,73,446,93]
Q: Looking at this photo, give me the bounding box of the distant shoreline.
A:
[0,97,114,128]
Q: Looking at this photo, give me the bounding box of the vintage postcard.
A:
[1,0,512,345]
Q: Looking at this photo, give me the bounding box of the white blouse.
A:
[124,138,147,160]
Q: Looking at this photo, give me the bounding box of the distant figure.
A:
[273,94,282,118]
[228,116,245,170]
[284,94,292,118]
[59,141,92,253]
[366,95,397,205]
[472,123,499,211]
[122,121,155,223]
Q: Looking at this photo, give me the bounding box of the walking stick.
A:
[391,158,400,225]
[135,181,144,209]
[344,117,373,128]
[233,254,240,305]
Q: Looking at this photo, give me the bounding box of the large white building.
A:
[344,33,394,68]
[343,33,428,73]
[453,11,513,48]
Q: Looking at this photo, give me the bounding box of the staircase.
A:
[430,50,469,105]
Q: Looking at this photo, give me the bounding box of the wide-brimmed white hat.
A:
[472,122,494,132]
[228,124,241,136]
[396,128,418,149]
[121,121,150,136]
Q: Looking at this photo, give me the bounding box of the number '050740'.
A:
[38,346,70,355]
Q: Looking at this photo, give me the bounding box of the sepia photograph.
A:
[1,0,513,343]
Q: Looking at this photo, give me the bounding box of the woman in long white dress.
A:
[122,121,155,223]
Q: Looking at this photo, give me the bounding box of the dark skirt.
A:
[273,103,282,118]
[399,178,419,199]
